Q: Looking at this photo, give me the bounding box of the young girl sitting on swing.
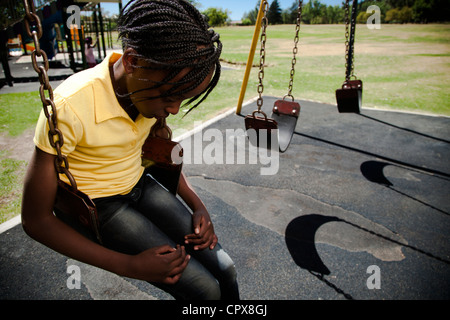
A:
[21,0,239,300]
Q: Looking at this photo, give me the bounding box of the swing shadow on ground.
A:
[284,214,355,300]
[292,128,450,218]
[360,160,450,216]
[293,130,450,179]
[284,212,450,300]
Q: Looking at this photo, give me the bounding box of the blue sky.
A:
[101,0,343,21]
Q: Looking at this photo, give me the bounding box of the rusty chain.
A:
[349,0,357,79]
[285,0,303,100]
[344,0,356,81]
[256,0,269,113]
[23,0,77,189]
[344,0,350,80]
[257,0,303,107]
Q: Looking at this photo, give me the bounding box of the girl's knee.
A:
[215,248,237,281]
[193,277,221,300]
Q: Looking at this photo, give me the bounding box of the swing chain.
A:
[256,0,269,112]
[350,0,357,79]
[23,0,77,189]
[344,0,350,80]
[344,0,356,81]
[285,0,303,100]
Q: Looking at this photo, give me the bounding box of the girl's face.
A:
[126,59,213,120]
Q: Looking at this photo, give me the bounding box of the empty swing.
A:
[243,0,303,153]
[336,0,363,113]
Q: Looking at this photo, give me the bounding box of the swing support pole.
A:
[236,0,266,115]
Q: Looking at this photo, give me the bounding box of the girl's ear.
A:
[122,48,138,74]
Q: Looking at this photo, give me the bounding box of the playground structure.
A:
[0,0,122,87]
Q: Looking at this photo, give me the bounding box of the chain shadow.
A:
[359,113,450,144]
[293,131,450,179]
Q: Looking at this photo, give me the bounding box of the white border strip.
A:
[0,215,21,234]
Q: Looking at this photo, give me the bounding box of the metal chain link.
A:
[23,0,77,189]
[256,0,269,113]
[344,0,350,81]
[349,0,357,79]
[285,0,303,100]
[344,0,357,80]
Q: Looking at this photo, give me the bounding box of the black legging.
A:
[92,171,239,300]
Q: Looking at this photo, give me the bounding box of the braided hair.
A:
[117,0,222,115]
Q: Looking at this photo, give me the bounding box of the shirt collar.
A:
[93,52,131,124]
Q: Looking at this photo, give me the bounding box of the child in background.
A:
[84,36,96,68]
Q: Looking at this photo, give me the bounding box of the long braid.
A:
[117,0,222,114]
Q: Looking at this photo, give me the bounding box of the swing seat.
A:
[245,111,278,149]
[54,180,102,243]
[336,79,362,113]
[271,99,300,153]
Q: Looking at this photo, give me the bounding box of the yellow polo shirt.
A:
[34,52,155,199]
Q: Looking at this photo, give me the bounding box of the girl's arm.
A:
[177,171,218,250]
[21,147,189,284]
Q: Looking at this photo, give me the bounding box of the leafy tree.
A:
[202,7,231,26]
[302,0,326,24]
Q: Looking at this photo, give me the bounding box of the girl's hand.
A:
[184,209,218,251]
[129,244,190,284]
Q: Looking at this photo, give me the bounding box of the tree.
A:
[302,0,326,24]
[202,7,230,27]
[385,8,401,23]
[268,0,283,25]
[398,6,413,23]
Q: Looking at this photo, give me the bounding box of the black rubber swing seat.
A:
[336,79,363,113]
[270,99,300,152]
[244,98,300,153]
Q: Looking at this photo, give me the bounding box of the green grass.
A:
[1,23,449,224]
[0,91,42,136]
[0,153,26,224]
